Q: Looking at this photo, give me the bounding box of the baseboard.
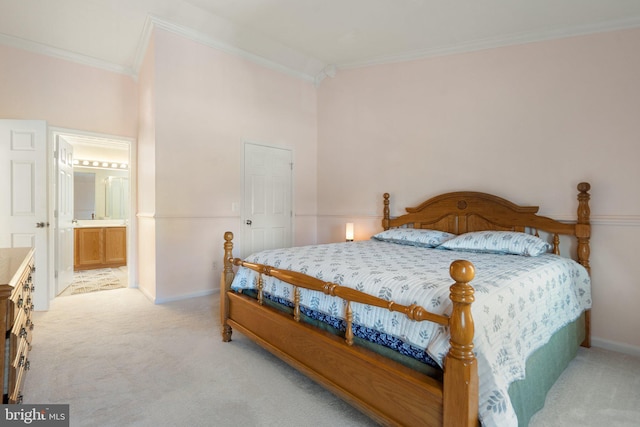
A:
[135,285,155,303]
[153,289,216,305]
[591,337,640,358]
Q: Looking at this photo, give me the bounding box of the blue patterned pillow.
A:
[372,228,455,248]
[438,231,552,256]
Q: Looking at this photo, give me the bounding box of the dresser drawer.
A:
[9,363,28,403]
[12,336,31,370]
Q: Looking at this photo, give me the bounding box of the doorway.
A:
[50,128,135,299]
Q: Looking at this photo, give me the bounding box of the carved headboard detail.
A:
[382,183,591,272]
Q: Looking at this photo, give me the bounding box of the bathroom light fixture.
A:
[345,223,354,242]
[73,158,129,171]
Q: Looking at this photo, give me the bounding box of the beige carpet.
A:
[23,288,640,427]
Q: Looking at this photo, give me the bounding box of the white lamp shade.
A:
[345,223,354,241]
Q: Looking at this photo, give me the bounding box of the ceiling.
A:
[1,0,640,82]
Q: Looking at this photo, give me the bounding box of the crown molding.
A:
[3,13,638,84]
[0,31,134,77]
[338,16,640,70]
[138,16,320,84]
[0,16,323,84]
[130,15,157,80]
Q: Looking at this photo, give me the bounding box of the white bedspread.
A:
[230,240,591,427]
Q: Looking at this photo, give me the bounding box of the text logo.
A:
[2,405,69,426]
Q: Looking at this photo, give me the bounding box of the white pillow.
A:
[372,228,456,248]
[438,231,552,256]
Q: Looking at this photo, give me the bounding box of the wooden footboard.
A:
[220,232,478,427]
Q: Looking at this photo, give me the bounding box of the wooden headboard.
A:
[382,182,591,273]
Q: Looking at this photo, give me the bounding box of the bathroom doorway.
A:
[50,128,135,298]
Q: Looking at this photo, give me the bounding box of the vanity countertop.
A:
[74,220,127,228]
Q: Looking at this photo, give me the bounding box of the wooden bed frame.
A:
[220,183,591,427]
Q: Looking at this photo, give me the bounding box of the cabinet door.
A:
[74,228,103,269]
[104,227,126,265]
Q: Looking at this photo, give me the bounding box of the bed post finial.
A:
[444,260,478,427]
[221,231,235,342]
[382,193,390,230]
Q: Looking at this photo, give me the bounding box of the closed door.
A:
[0,119,48,310]
[243,143,293,257]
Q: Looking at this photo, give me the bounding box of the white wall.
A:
[316,28,640,352]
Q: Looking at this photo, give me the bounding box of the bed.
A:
[219,183,592,427]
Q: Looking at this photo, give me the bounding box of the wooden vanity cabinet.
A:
[74,227,127,270]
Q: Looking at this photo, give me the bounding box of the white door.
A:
[56,136,74,295]
[243,143,293,257]
[0,120,48,310]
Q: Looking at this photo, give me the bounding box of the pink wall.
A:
[147,29,318,302]
[0,44,137,137]
[3,24,638,353]
[317,28,640,352]
[136,33,157,301]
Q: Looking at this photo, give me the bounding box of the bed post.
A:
[382,193,390,230]
[443,260,478,427]
[576,182,591,348]
[576,182,591,274]
[221,231,235,342]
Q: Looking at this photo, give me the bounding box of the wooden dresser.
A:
[0,247,35,404]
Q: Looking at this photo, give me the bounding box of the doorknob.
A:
[35,222,47,228]
[246,220,252,226]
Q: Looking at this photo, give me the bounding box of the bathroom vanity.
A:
[74,225,127,270]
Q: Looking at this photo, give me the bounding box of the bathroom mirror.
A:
[74,172,96,220]
[74,168,129,220]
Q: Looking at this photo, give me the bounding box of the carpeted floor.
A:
[23,288,640,427]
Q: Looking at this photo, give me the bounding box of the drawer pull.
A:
[17,297,23,308]
[19,327,27,338]
[17,393,23,404]
[25,360,30,371]
[29,322,35,331]
[18,355,25,367]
